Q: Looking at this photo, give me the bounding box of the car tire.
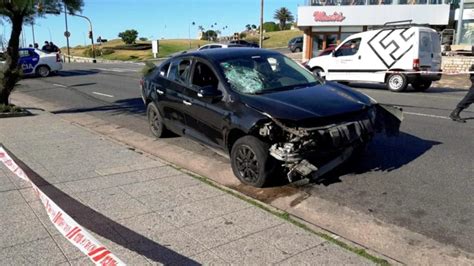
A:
[231,136,276,188]
[311,67,325,79]
[36,65,50,77]
[386,73,408,92]
[295,47,302,53]
[147,102,168,138]
[411,81,432,92]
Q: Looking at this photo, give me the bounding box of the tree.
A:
[273,7,294,31]
[262,21,279,32]
[251,24,257,30]
[245,24,251,31]
[0,0,83,105]
[118,29,138,45]
[198,25,204,32]
[201,30,217,41]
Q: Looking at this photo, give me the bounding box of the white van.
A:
[306,24,442,92]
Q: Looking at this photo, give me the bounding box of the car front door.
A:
[162,57,193,135]
[18,49,39,75]
[184,59,228,148]
[326,38,361,81]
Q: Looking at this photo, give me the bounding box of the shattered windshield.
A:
[219,54,319,94]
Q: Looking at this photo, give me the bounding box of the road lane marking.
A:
[53,83,67,88]
[404,112,450,120]
[92,92,114,98]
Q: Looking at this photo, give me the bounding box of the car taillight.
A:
[413,59,420,71]
[56,53,61,62]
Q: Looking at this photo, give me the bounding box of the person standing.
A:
[42,41,51,52]
[50,41,59,52]
[450,65,474,123]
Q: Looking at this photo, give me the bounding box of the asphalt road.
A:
[16,62,474,254]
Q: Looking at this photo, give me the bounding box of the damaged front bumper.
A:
[264,104,403,182]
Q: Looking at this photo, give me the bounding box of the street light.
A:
[44,8,97,63]
[260,0,264,48]
[189,21,195,49]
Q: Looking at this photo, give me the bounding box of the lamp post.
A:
[31,23,36,46]
[456,0,465,45]
[259,0,264,48]
[189,21,195,49]
[72,13,96,63]
[64,2,71,63]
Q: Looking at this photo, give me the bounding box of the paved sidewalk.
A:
[0,110,372,265]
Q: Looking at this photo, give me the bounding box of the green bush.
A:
[0,104,22,113]
[112,43,152,50]
[139,37,148,41]
[83,47,102,57]
[118,29,139,44]
[101,49,114,55]
[263,22,279,32]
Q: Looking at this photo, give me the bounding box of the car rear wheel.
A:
[147,102,168,138]
[231,136,276,188]
[36,65,50,77]
[386,73,408,92]
[411,81,432,92]
[295,47,302,53]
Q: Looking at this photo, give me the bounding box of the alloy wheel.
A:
[235,145,260,184]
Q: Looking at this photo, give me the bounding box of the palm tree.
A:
[245,24,251,31]
[273,7,294,31]
[198,25,204,32]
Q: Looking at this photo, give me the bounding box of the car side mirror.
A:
[197,85,222,102]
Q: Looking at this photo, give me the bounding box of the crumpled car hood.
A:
[240,83,372,122]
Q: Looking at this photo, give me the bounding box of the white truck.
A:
[306,23,442,92]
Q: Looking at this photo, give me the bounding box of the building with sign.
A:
[297,2,451,60]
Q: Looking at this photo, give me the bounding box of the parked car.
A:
[140,48,402,187]
[229,40,259,48]
[198,43,244,50]
[306,24,442,92]
[288,36,303,53]
[15,48,62,77]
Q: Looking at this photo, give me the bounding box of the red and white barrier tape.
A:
[378,70,472,75]
[0,146,125,266]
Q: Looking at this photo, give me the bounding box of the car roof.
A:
[182,48,281,61]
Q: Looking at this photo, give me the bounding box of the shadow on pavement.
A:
[314,132,442,186]
[58,70,100,77]
[6,147,198,265]
[52,98,145,116]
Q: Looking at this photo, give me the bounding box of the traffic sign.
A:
[64,31,71,38]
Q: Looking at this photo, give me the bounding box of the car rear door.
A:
[184,59,227,148]
[419,30,436,71]
[162,57,193,135]
[430,31,442,72]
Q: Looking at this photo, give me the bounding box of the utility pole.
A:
[72,13,96,63]
[64,2,71,63]
[259,0,264,48]
[456,0,465,45]
[31,23,36,45]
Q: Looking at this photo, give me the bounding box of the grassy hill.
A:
[66,29,303,61]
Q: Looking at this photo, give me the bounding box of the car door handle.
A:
[358,55,361,60]
[156,88,164,95]
[182,100,192,106]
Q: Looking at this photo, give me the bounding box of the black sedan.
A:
[140,48,402,187]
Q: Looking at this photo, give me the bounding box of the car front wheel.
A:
[147,102,168,138]
[230,136,276,188]
[311,67,325,79]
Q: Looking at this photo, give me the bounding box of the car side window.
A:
[191,62,219,89]
[169,58,192,84]
[335,38,361,57]
[159,62,171,77]
[19,50,30,58]
[210,45,221,49]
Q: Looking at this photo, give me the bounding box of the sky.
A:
[1,0,304,48]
